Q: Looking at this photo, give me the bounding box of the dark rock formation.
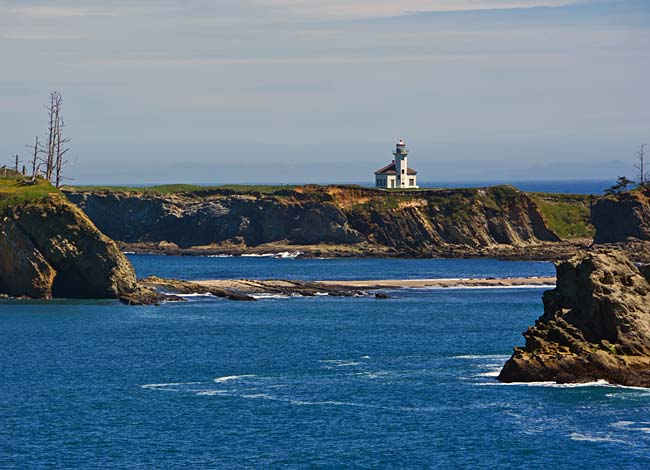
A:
[499,249,650,387]
[64,185,561,257]
[591,190,650,243]
[0,194,137,299]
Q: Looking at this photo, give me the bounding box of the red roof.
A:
[374,161,417,175]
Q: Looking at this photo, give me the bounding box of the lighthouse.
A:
[374,139,419,189]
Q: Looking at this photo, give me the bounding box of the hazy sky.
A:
[1,0,649,184]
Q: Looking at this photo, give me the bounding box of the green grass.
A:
[64,183,298,195]
[0,175,61,211]
[533,197,595,239]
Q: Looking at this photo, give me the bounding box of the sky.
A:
[1,0,649,184]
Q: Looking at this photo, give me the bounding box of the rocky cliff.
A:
[64,185,562,257]
[498,249,650,387]
[0,178,137,299]
[591,189,650,243]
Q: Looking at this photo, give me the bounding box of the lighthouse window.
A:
[402,169,405,174]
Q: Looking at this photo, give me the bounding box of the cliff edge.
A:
[498,249,650,387]
[591,189,650,243]
[0,176,137,299]
[64,185,566,258]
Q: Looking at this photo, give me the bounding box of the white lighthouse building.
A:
[374,140,418,189]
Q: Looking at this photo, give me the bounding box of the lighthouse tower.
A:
[394,140,409,188]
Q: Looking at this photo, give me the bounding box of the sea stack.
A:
[0,179,137,299]
[499,249,650,387]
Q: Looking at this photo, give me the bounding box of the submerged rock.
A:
[499,249,650,387]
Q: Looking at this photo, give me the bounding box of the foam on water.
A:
[241,251,302,259]
[214,374,257,383]
[250,293,293,299]
[452,354,511,360]
[141,381,203,389]
[408,284,555,291]
[479,379,613,388]
[569,433,627,444]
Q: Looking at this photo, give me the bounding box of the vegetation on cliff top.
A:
[64,183,298,195]
[531,193,595,239]
[0,175,61,211]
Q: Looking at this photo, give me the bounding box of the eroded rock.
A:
[498,249,650,387]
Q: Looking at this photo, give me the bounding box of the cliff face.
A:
[591,190,650,243]
[64,185,560,256]
[0,187,137,299]
[499,249,650,387]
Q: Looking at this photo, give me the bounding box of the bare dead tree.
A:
[635,144,649,186]
[54,116,70,188]
[42,91,71,187]
[14,154,21,172]
[45,91,64,182]
[25,136,46,181]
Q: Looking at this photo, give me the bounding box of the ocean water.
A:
[415,179,612,195]
[129,254,556,281]
[1,257,649,468]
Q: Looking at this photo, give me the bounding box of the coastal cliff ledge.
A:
[0,176,137,299]
[498,249,650,387]
[62,184,591,259]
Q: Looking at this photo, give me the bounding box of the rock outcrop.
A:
[64,185,562,257]
[0,189,137,299]
[498,249,650,387]
[591,189,650,243]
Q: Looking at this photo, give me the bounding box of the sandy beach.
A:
[195,277,556,293]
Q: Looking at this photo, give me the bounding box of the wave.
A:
[196,390,230,396]
[570,432,627,443]
[141,381,203,389]
[408,284,555,291]
[214,374,257,383]
[479,379,613,388]
[452,354,511,360]
[207,254,233,258]
[611,421,650,433]
[476,370,501,378]
[250,293,292,299]
[241,251,302,259]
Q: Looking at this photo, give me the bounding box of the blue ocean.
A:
[2,255,649,468]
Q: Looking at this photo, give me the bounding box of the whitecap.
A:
[611,421,650,433]
[250,293,292,299]
[241,251,302,259]
[196,390,230,396]
[452,354,511,360]
[476,370,501,378]
[214,374,256,383]
[141,381,203,389]
[478,379,612,388]
[413,284,555,291]
[570,432,626,443]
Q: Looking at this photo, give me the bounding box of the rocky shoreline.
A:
[117,240,592,262]
[499,249,650,387]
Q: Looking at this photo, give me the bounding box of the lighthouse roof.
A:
[374,161,418,175]
[397,139,405,146]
